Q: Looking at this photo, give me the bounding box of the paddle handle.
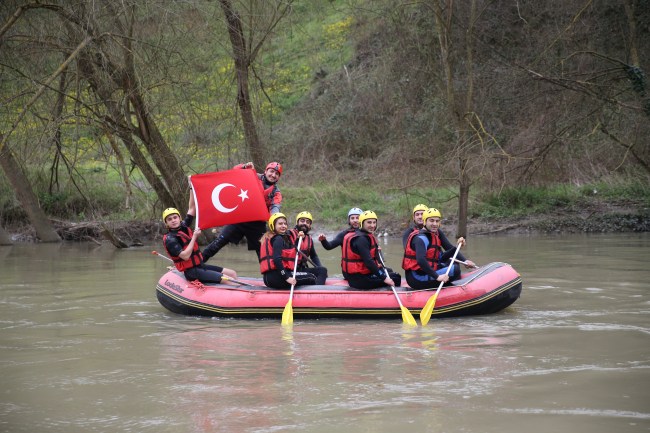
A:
[432,240,464,297]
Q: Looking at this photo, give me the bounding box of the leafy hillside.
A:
[0,0,648,239]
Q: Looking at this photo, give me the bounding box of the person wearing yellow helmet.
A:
[162,191,237,284]
[402,207,475,290]
[401,203,429,248]
[259,213,321,289]
[289,211,328,284]
[341,210,402,290]
[318,207,363,251]
[206,161,283,260]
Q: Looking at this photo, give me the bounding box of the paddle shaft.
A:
[434,242,463,295]
[281,236,303,325]
[152,250,173,263]
[453,258,478,268]
[377,250,417,326]
[297,249,318,267]
[420,240,464,326]
[289,236,303,297]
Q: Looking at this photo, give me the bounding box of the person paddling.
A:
[162,192,237,284]
[206,161,283,260]
[259,213,320,289]
[289,211,328,284]
[318,207,363,251]
[341,211,402,290]
[402,208,475,290]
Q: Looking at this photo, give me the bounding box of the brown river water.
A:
[1,233,648,433]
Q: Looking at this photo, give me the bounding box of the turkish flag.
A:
[189,169,270,229]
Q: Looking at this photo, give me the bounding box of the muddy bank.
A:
[3,204,648,246]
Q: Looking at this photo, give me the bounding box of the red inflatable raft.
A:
[155,262,522,320]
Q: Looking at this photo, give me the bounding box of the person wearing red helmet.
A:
[203,161,283,260]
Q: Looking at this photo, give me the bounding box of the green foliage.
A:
[475,185,579,218]
[473,179,650,219]
[578,178,650,204]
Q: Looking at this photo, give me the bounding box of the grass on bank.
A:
[1,168,647,232]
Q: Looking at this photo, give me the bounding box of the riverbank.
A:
[4,200,648,245]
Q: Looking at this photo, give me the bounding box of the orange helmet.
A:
[265,162,283,176]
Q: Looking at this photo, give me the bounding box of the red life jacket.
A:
[163,228,203,272]
[262,183,281,210]
[402,230,441,271]
[341,231,381,275]
[289,229,313,266]
[259,234,298,273]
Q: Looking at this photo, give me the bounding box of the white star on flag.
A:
[238,189,249,201]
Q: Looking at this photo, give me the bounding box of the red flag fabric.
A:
[189,169,270,229]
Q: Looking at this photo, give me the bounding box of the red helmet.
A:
[265,161,283,176]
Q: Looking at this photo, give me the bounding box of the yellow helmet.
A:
[412,203,428,215]
[268,212,287,232]
[295,211,313,225]
[162,207,181,222]
[423,207,442,222]
[359,210,378,226]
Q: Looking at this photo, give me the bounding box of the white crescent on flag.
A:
[211,183,250,213]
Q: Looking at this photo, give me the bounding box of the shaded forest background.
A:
[0,0,648,244]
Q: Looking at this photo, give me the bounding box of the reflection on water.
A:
[0,233,649,433]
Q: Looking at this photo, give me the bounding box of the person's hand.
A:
[457,237,466,248]
[318,233,326,241]
[193,228,202,238]
[464,259,476,268]
[384,276,395,287]
[297,231,305,238]
[286,277,297,285]
[243,162,255,170]
[437,274,450,283]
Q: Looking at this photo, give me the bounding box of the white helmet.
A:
[347,207,363,218]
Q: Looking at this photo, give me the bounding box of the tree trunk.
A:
[103,127,133,210]
[127,89,188,208]
[219,0,264,168]
[433,0,476,237]
[0,143,61,243]
[457,162,471,238]
[77,56,178,209]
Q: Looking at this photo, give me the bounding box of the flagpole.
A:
[189,176,199,228]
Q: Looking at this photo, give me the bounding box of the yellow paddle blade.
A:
[281,301,293,326]
[400,306,418,327]
[420,293,439,326]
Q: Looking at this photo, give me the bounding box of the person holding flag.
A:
[162,192,238,284]
[195,161,283,260]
